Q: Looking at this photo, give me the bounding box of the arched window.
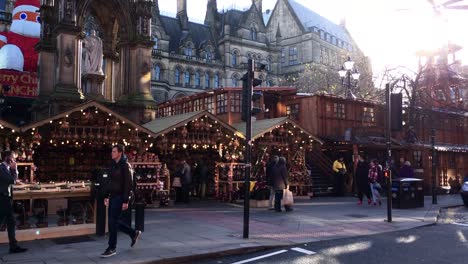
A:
[184,70,190,86]
[195,72,201,87]
[232,75,238,87]
[153,36,159,49]
[232,51,238,66]
[266,80,273,87]
[214,74,220,88]
[153,64,161,81]
[266,57,272,72]
[174,68,180,84]
[205,72,210,88]
[206,49,213,61]
[184,44,193,57]
[251,27,257,41]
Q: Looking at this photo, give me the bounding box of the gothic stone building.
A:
[1,0,370,109]
[150,0,370,103]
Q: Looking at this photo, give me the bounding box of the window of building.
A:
[174,104,182,115]
[174,68,180,84]
[195,72,201,87]
[289,46,298,65]
[333,103,346,119]
[266,80,273,87]
[319,30,324,39]
[184,46,193,57]
[230,92,242,112]
[232,51,238,66]
[214,74,220,88]
[205,72,210,88]
[251,27,257,41]
[193,99,203,111]
[266,57,272,72]
[286,104,300,120]
[281,48,286,66]
[216,93,228,114]
[232,76,238,87]
[182,101,192,113]
[184,70,190,86]
[205,96,214,113]
[153,36,159,49]
[205,48,213,61]
[152,64,161,81]
[413,151,423,168]
[362,107,375,123]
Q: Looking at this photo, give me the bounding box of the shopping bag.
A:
[172,177,182,188]
[283,188,294,206]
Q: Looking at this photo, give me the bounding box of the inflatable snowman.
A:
[0,0,40,72]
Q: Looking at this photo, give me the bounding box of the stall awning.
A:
[232,117,323,144]
[0,119,20,132]
[20,101,156,136]
[143,111,239,137]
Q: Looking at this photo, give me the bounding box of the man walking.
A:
[0,151,27,254]
[101,145,141,258]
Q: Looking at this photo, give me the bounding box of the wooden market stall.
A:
[1,101,161,243]
[227,117,323,199]
[143,111,243,200]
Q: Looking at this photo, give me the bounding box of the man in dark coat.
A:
[180,159,192,203]
[0,151,27,254]
[355,155,372,205]
[101,145,141,258]
[266,155,279,210]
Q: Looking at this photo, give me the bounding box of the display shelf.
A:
[131,161,170,207]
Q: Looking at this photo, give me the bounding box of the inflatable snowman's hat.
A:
[10,0,41,38]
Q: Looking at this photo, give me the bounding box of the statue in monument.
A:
[82,30,103,75]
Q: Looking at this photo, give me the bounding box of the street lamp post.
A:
[338,57,360,99]
[431,128,438,204]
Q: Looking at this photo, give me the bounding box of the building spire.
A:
[204,0,218,26]
[177,0,189,31]
[253,0,262,14]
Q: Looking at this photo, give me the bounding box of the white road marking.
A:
[291,247,317,255]
[452,222,468,227]
[231,250,288,264]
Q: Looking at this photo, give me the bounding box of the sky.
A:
[159,0,468,79]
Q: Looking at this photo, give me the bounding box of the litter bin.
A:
[392,178,424,209]
[92,168,110,236]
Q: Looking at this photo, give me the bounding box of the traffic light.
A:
[391,93,403,131]
[241,60,263,121]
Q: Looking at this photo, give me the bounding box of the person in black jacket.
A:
[355,155,372,205]
[0,151,27,254]
[266,155,279,210]
[272,157,289,212]
[100,145,141,258]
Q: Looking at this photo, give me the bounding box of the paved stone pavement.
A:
[0,195,462,264]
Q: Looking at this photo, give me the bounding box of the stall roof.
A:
[143,111,240,137]
[0,119,20,132]
[20,101,156,136]
[232,117,323,144]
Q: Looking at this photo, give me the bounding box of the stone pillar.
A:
[52,28,84,100]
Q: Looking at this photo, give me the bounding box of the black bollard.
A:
[95,197,106,236]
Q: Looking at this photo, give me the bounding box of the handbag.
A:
[172,177,182,188]
[283,187,294,206]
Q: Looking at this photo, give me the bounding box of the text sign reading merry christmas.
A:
[0,69,38,98]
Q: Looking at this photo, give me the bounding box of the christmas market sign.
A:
[0,69,38,98]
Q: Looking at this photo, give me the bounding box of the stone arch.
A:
[77,0,135,43]
[173,92,187,99]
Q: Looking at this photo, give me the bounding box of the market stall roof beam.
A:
[143,110,241,138]
[20,101,156,137]
[232,117,323,144]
